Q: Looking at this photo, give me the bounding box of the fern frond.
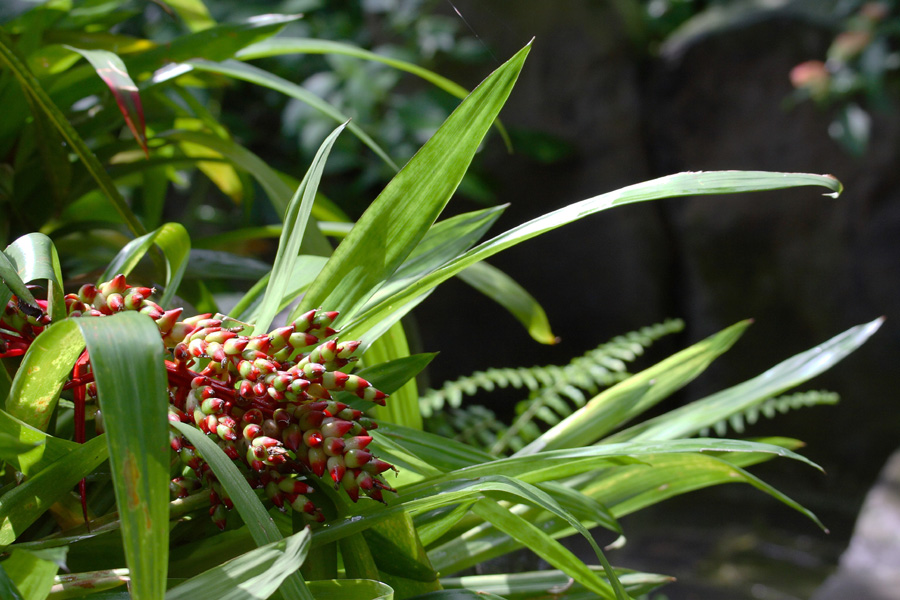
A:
[701,390,840,437]
[420,319,685,453]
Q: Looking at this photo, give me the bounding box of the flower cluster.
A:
[1,275,395,529]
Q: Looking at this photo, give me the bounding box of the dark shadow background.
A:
[406,3,900,598]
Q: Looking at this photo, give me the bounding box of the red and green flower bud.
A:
[180,446,202,470]
[154,308,184,334]
[123,291,144,311]
[245,336,271,354]
[296,362,326,380]
[343,436,372,451]
[238,360,258,381]
[187,338,208,358]
[289,331,319,349]
[321,371,349,390]
[343,448,372,469]
[282,424,303,451]
[320,417,353,439]
[262,418,280,439]
[251,436,280,449]
[242,409,264,424]
[308,447,327,476]
[253,358,277,376]
[289,493,316,515]
[169,430,184,452]
[341,470,360,502]
[268,326,295,351]
[77,283,98,304]
[361,458,396,475]
[238,379,254,399]
[356,471,374,491]
[210,503,228,530]
[278,478,314,495]
[327,455,346,485]
[267,387,285,402]
[252,382,267,398]
[265,480,286,510]
[216,422,237,442]
[242,423,262,441]
[295,409,325,431]
[338,407,363,421]
[366,488,385,503]
[223,336,249,355]
[303,430,323,448]
[106,293,125,312]
[309,339,338,364]
[201,397,224,415]
[306,383,331,400]
[323,437,345,457]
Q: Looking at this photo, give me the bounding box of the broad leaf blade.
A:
[186,59,398,171]
[341,171,842,340]
[0,36,145,236]
[100,222,191,307]
[607,318,884,442]
[517,320,751,455]
[171,421,314,600]
[75,312,169,600]
[3,233,64,322]
[457,261,556,345]
[4,319,85,431]
[0,435,108,546]
[165,529,311,600]
[252,123,345,333]
[0,409,77,476]
[66,46,148,155]
[299,43,532,321]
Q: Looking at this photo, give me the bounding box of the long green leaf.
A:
[4,233,65,321]
[165,529,310,600]
[158,131,331,257]
[457,261,556,345]
[186,59,397,171]
[4,319,85,431]
[0,35,145,237]
[0,409,77,476]
[170,421,313,600]
[440,568,673,598]
[0,435,108,547]
[75,312,169,600]
[66,46,148,155]
[0,564,24,600]
[341,171,842,340]
[298,43,532,321]
[236,37,512,149]
[358,206,506,315]
[2,549,58,600]
[306,579,394,600]
[606,318,884,442]
[516,320,750,455]
[471,500,623,600]
[252,123,345,333]
[100,223,191,307]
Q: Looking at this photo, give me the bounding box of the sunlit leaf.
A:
[165,529,311,600]
[75,312,170,600]
[298,43,532,322]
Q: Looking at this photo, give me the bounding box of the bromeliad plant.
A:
[0,7,884,600]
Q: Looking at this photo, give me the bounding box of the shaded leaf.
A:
[66,46,148,155]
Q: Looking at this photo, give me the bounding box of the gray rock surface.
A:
[813,449,900,600]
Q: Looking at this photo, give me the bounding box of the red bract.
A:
[3,275,395,530]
